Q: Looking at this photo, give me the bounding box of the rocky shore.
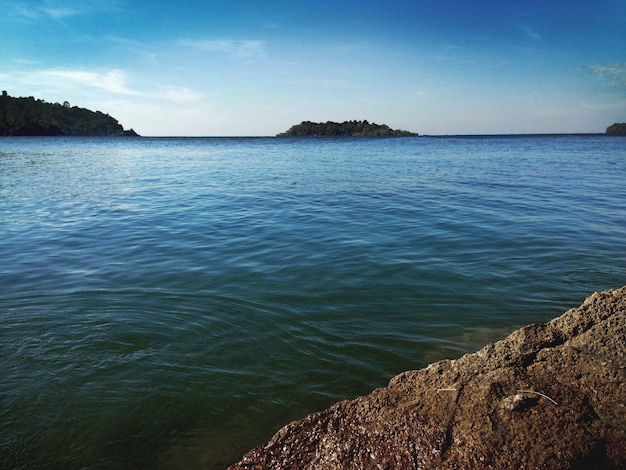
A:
[229,287,626,469]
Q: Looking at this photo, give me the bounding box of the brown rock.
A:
[229,287,626,469]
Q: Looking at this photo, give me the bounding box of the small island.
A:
[0,91,138,137]
[277,120,418,137]
[606,123,626,136]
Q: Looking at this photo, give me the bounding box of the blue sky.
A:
[1,0,625,136]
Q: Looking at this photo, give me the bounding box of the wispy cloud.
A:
[6,66,204,104]
[12,5,42,20]
[40,7,80,20]
[156,86,204,102]
[11,4,75,21]
[588,63,626,86]
[181,39,268,60]
[518,24,542,41]
[42,69,140,95]
[44,69,204,101]
[9,0,119,23]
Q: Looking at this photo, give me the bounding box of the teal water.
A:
[1,135,625,469]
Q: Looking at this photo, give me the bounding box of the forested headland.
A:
[0,91,138,136]
[277,120,418,137]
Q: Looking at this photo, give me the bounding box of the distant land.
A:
[277,120,418,137]
[0,91,138,137]
[606,123,626,136]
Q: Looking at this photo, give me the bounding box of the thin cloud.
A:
[9,0,120,23]
[157,86,204,102]
[2,68,137,96]
[588,63,626,86]
[518,24,542,41]
[12,5,41,20]
[182,39,268,60]
[42,69,140,95]
[6,66,205,105]
[41,7,80,20]
[10,4,75,21]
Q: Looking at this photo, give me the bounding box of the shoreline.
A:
[229,286,626,469]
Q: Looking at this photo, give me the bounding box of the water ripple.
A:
[1,135,625,468]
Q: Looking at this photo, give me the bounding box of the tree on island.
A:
[277,120,418,137]
[606,123,626,136]
[0,91,138,136]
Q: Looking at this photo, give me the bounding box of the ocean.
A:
[1,135,625,469]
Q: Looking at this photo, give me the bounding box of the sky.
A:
[1,0,625,136]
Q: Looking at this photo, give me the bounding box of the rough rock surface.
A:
[229,287,626,469]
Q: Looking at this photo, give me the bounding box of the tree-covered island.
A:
[0,91,138,136]
[277,120,418,137]
[606,123,626,136]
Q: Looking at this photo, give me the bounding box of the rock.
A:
[228,287,626,469]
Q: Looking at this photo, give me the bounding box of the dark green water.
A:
[1,135,625,468]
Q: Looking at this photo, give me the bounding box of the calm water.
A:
[1,135,625,469]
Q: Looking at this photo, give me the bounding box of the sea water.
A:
[1,135,625,468]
